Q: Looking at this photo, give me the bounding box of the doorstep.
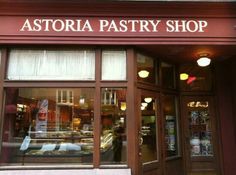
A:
[0,169,132,175]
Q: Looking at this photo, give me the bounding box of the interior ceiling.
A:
[135,45,236,64]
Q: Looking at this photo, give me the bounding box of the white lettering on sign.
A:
[99,19,161,32]
[166,20,208,32]
[20,19,93,32]
[20,18,208,33]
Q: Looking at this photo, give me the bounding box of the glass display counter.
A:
[17,130,113,164]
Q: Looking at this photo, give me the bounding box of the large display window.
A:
[1,88,95,165]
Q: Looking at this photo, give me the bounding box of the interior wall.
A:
[215,59,236,175]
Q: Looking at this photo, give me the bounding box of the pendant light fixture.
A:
[180,73,189,80]
[144,97,152,103]
[138,70,149,78]
[197,54,211,67]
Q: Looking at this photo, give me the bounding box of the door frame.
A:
[137,89,164,175]
[181,95,220,175]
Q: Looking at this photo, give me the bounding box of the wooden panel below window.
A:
[143,168,161,175]
[165,159,184,175]
[190,161,216,171]
[189,171,217,175]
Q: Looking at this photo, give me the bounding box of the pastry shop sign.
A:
[19,18,208,33]
[0,16,235,38]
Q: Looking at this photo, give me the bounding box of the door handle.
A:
[139,137,143,156]
[139,137,143,146]
[138,130,143,146]
[138,130,143,156]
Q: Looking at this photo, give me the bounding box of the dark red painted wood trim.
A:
[0,2,235,45]
[0,1,236,17]
[1,37,236,45]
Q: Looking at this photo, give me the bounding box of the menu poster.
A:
[35,99,48,138]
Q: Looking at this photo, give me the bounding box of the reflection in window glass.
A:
[179,64,212,91]
[163,95,179,157]
[100,88,127,164]
[137,53,156,84]
[1,88,94,165]
[102,50,126,80]
[7,49,95,80]
[161,62,175,88]
[141,95,158,163]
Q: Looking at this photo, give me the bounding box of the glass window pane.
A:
[188,100,213,157]
[141,95,158,163]
[100,88,127,164]
[163,95,179,157]
[161,62,175,88]
[179,64,212,91]
[137,53,156,84]
[102,50,126,80]
[7,49,95,80]
[1,88,94,166]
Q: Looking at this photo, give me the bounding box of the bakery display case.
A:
[21,131,93,155]
[18,129,113,164]
[17,130,92,164]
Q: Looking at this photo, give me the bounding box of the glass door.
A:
[138,90,162,175]
[182,96,219,175]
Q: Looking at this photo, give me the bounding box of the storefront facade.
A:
[0,1,236,175]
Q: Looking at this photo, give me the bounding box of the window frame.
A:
[140,92,160,164]
[135,49,181,166]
